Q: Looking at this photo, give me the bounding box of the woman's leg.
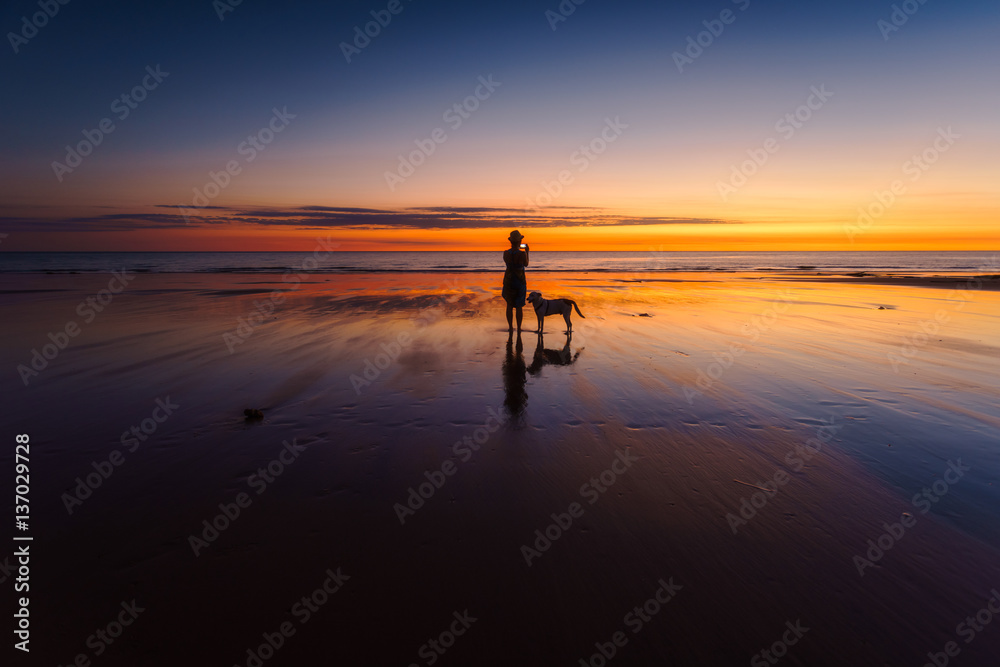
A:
[515,306,523,331]
[506,302,514,331]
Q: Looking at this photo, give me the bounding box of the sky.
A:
[0,0,997,251]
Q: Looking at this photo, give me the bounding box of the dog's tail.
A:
[568,299,585,318]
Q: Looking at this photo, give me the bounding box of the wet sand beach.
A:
[2,270,999,666]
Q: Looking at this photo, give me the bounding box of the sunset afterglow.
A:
[1,1,996,251]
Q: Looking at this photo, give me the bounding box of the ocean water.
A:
[0,251,996,273]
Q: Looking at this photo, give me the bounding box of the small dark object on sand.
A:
[877,306,886,310]
[638,313,653,317]
[244,409,264,420]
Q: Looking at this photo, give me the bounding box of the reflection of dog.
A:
[527,291,585,333]
[527,333,581,375]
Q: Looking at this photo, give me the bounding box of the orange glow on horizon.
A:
[5,221,998,252]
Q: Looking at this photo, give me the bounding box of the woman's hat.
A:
[508,230,524,242]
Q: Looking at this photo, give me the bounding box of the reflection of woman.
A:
[502,331,527,423]
[502,230,529,332]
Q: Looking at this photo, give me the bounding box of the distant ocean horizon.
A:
[1,251,997,274]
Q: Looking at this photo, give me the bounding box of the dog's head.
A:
[527,291,542,305]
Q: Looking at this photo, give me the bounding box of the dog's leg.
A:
[563,311,572,333]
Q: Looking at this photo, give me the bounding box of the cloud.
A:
[0,205,740,233]
[153,204,230,210]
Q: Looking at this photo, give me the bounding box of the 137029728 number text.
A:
[15,434,30,531]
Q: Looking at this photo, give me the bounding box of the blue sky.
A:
[1,0,997,249]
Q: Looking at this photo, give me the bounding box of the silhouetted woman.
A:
[502,230,529,332]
